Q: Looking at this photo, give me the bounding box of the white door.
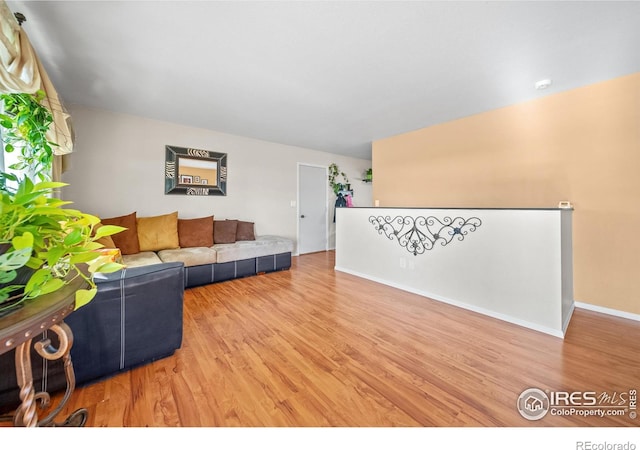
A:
[298,164,328,254]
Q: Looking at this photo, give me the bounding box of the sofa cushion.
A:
[214,220,238,244]
[101,212,140,255]
[178,216,214,248]
[236,221,256,241]
[214,235,294,263]
[137,212,180,252]
[157,247,218,267]
[122,251,164,268]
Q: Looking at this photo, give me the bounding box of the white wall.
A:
[62,105,372,253]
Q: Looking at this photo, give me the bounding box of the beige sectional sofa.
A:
[98,211,294,288]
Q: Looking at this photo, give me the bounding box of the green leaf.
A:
[1,172,17,182]
[93,262,124,274]
[25,256,44,269]
[24,268,50,293]
[74,288,97,310]
[65,246,97,254]
[33,181,67,192]
[12,190,43,206]
[87,257,104,273]
[12,232,34,250]
[70,215,94,228]
[84,242,103,251]
[16,113,28,125]
[0,288,20,303]
[16,177,34,197]
[57,207,83,216]
[63,228,83,246]
[0,247,31,271]
[0,290,9,302]
[69,252,100,264]
[45,246,66,266]
[37,278,65,296]
[0,121,12,129]
[0,269,17,283]
[94,225,126,239]
[43,198,73,208]
[30,206,74,216]
[83,214,101,226]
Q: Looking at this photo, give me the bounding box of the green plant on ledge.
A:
[328,162,350,195]
[0,91,125,316]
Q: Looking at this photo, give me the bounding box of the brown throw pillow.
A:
[236,221,256,241]
[136,212,180,252]
[100,212,140,255]
[178,216,214,248]
[213,220,238,244]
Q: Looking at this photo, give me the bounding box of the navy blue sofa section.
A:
[183,251,291,288]
[67,262,184,385]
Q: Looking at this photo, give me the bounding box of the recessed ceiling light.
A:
[535,79,552,90]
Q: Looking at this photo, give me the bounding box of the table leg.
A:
[11,322,87,427]
[34,322,87,427]
[13,339,37,427]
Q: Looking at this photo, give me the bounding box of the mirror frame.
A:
[165,145,227,196]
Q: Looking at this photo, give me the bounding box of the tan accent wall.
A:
[373,72,640,315]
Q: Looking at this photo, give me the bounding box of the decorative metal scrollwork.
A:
[369,215,482,255]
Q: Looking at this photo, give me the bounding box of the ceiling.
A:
[6,1,640,161]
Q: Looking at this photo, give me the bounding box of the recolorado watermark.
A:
[517,387,637,421]
[576,442,636,450]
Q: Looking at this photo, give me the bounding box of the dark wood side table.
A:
[0,276,88,427]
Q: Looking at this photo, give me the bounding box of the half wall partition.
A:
[335,207,574,338]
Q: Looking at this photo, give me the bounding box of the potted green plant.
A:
[0,91,124,316]
[0,176,125,315]
[328,163,350,195]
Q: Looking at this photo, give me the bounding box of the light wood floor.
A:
[45,251,640,426]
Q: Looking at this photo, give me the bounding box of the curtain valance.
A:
[0,1,73,155]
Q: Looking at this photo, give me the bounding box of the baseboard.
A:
[575,301,640,322]
[335,265,566,338]
[562,301,575,335]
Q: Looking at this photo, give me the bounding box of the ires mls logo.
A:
[517,388,550,420]
[517,387,637,421]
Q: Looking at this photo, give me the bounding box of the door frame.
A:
[296,163,329,255]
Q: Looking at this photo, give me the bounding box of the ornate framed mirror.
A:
[165,145,227,196]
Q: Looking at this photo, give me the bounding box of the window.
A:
[0,128,25,189]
